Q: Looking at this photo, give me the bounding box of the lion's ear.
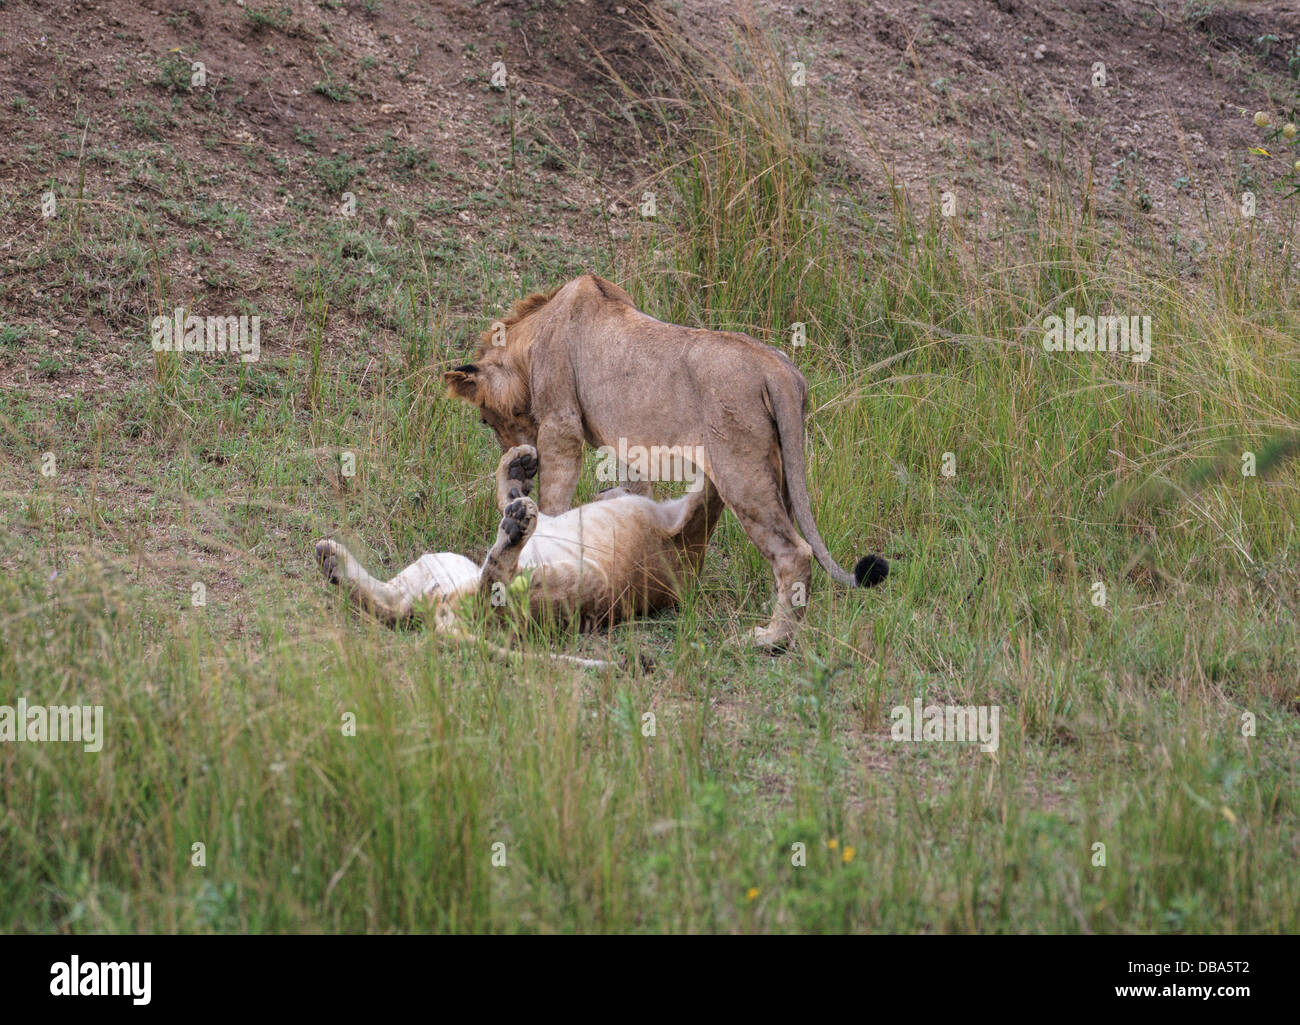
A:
[444,364,479,402]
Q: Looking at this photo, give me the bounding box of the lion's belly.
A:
[517,498,656,573]
[411,552,482,594]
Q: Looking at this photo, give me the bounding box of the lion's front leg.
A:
[535,418,583,515]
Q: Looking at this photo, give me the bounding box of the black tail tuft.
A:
[853,554,889,588]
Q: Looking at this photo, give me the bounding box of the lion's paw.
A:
[499,497,539,548]
[502,445,539,498]
[749,623,793,655]
[315,539,346,584]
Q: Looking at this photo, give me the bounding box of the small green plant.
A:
[1182,1,1214,26]
[245,5,291,32]
[0,324,29,347]
[313,153,364,192]
[152,52,194,93]
[1255,32,1281,58]
[312,76,356,103]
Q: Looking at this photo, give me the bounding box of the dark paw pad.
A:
[500,499,536,546]
[506,451,539,492]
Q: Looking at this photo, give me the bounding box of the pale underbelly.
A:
[518,534,605,576]
[411,552,481,594]
[517,503,637,576]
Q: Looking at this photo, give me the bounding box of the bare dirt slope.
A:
[1,0,1297,400]
[0,0,662,399]
[669,0,1300,242]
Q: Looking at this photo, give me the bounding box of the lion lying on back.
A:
[444,273,888,649]
[315,445,723,645]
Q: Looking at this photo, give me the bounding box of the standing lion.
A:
[445,274,887,649]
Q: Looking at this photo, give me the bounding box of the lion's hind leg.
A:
[316,539,478,626]
[699,460,812,652]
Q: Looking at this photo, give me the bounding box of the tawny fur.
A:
[316,445,723,644]
[443,273,886,649]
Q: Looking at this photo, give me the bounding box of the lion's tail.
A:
[767,371,889,590]
[442,625,614,670]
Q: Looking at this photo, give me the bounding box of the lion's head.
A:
[443,360,535,449]
[444,288,559,451]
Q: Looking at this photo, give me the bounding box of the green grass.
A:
[244,5,292,33]
[1,16,1298,934]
